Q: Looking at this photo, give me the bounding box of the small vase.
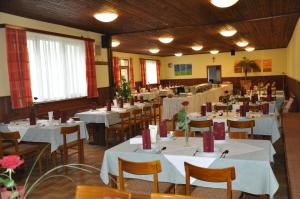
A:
[184,130,189,146]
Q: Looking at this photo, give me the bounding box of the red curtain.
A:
[85,40,98,98]
[113,57,121,87]
[140,58,147,86]
[6,28,33,109]
[129,58,135,88]
[156,60,161,84]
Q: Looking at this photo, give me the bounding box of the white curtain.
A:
[27,32,87,102]
[145,60,158,84]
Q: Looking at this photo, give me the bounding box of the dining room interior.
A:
[0,0,300,199]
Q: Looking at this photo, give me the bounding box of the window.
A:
[145,60,158,84]
[26,32,87,102]
[119,59,129,82]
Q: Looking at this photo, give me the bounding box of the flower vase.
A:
[184,129,190,146]
[0,186,25,199]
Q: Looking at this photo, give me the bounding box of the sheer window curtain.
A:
[145,60,158,84]
[26,32,87,102]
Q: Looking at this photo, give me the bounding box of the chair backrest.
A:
[184,162,236,199]
[153,103,161,116]
[189,120,213,132]
[261,96,276,101]
[237,97,250,102]
[227,120,255,137]
[143,106,152,116]
[170,131,195,137]
[60,125,81,147]
[172,113,178,130]
[118,158,162,192]
[132,109,143,120]
[228,131,248,139]
[0,131,21,155]
[249,104,261,112]
[75,185,131,199]
[214,104,233,112]
[151,193,204,199]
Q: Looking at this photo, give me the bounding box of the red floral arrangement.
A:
[181,101,189,107]
[0,155,24,170]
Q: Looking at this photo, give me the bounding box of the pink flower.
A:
[0,155,24,170]
[181,101,189,107]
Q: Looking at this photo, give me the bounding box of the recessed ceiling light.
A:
[210,50,219,55]
[174,53,183,57]
[192,45,203,51]
[158,37,174,44]
[94,12,118,23]
[236,40,249,47]
[210,0,239,8]
[111,40,120,47]
[149,49,160,54]
[245,47,255,52]
[220,27,237,37]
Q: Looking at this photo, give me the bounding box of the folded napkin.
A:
[251,94,258,104]
[266,94,272,102]
[240,105,246,117]
[262,103,269,115]
[134,96,138,102]
[213,122,225,140]
[201,105,207,116]
[29,111,36,125]
[118,98,124,108]
[159,120,168,137]
[243,101,249,112]
[142,129,151,149]
[149,125,158,143]
[129,137,142,144]
[203,131,214,152]
[140,96,144,103]
[206,102,212,112]
[130,97,134,106]
[106,101,111,111]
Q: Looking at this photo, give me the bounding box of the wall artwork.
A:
[174,64,192,76]
[262,59,272,72]
[234,59,272,73]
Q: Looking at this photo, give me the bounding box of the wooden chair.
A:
[131,109,144,136]
[105,112,131,147]
[58,125,84,164]
[184,162,242,199]
[151,193,204,199]
[143,106,153,128]
[228,132,248,139]
[214,104,233,112]
[118,158,175,198]
[227,120,255,138]
[170,131,195,137]
[189,120,213,133]
[260,96,276,102]
[153,103,162,125]
[237,97,250,102]
[0,131,43,175]
[76,185,131,199]
[249,104,261,112]
[172,113,178,130]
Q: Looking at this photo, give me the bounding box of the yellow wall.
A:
[161,48,287,80]
[0,12,109,97]
[112,51,162,82]
[287,18,300,81]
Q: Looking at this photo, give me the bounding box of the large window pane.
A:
[145,60,157,84]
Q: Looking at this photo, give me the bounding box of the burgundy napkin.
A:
[243,101,249,112]
[267,86,272,95]
[201,105,207,116]
[106,101,111,111]
[142,129,151,149]
[266,94,272,102]
[251,94,258,104]
[206,102,212,112]
[240,105,246,117]
[134,96,138,102]
[159,121,168,137]
[130,97,134,106]
[241,89,245,97]
[29,111,36,125]
[203,131,214,152]
[140,96,144,103]
[213,122,225,140]
[118,98,124,108]
[262,103,269,114]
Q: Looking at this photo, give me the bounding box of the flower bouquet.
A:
[177,101,190,146]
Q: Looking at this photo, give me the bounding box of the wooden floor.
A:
[16,130,289,199]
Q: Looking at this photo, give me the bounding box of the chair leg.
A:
[51,151,57,167]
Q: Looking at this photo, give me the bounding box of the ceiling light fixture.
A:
[236,40,249,47]
[158,37,174,44]
[174,53,183,57]
[94,12,118,23]
[210,0,239,8]
[149,48,160,54]
[210,50,219,55]
[220,27,237,37]
[111,40,120,47]
[245,46,255,52]
[192,45,203,51]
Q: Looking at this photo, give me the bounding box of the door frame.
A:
[207,65,222,83]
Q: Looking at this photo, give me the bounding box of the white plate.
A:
[196,146,221,157]
[137,144,159,153]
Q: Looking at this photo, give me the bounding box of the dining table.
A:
[0,119,88,152]
[101,136,278,198]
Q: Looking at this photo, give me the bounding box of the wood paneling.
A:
[0,0,299,56]
[286,76,300,112]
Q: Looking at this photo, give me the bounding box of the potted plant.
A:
[116,77,131,103]
[235,57,260,90]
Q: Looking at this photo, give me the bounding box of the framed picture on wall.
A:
[174,64,192,76]
[263,59,272,72]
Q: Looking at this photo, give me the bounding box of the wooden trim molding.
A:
[95,61,108,65]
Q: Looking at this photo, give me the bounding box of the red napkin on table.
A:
[29,111,36,125]
[241,89,245,97]
[203,131,214,152]
[159,121,168,137]
[266,94,272,102]
[240,105,246,117]
[140,96,144,103]
[201,105,207,116]
[213,122,225,140]
[130,97,134,106]
[118,98,124,108]
[142,129,151,149]
[206,102,212,112]
[262,103,269,114]
[106,101,111,111]
[134,96,138,102]
[243,101,249,112]
[251,94,258,104]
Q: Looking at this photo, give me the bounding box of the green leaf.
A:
[3,178,15,188]
[11,191,19,199]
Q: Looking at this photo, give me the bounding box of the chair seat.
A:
[191,186,242,199]
[4,143,39,156]
[125,179,173,196]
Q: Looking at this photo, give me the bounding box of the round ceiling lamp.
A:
[174,53,183,57]
[149,48,160,54]
[236,40,249,47]
[94,12,118,23]
[210,0,239,8]
[245,46,255,52]
[220,26,237,37]
[210,50,219,55]
[191,45,203,51]
[158,37,174,44]
[111,40,120,47]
